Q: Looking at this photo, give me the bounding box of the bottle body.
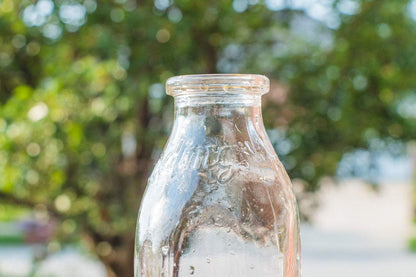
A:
[135,75,300,277]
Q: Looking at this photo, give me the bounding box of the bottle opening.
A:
[166,74,270,96]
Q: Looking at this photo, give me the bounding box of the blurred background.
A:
[0,0,416,276]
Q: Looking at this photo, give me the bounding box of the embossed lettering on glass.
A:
[135,74,301,277]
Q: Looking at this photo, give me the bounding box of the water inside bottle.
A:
[177,228,283,276]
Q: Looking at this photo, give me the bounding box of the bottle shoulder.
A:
[155,137,279,178]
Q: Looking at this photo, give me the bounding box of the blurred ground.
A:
[0,180,415,276]
[0,245,106,277]
[302,180,416,277]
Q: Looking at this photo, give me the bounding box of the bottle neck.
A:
[169,93,269,148]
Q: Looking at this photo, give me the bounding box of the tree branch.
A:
[0,191,61,218]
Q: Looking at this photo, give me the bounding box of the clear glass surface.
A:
[135,74,301,277]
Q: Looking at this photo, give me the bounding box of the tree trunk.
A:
[88,233,136,277]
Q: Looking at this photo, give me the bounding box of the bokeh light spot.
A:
[156,29,170,43]
[62,219,77,234]
[55,194,71,213]
[149,83,165,99]
[168,7,182,23]
[26,42,41,56]
[353,75,368,91]
[43,23,63,40]
[233,0,248,13]
[28,102,49,121]
[96,241,112,256]
[265,0,285,11]
[23,5,46,27]
[0,53,12,67]
[409,0,416,22]
[12,35,27,49]
[84,0,97,13]
[110,8,125,23]
[26,170,40,185]
[59,3,86,27]
[337,0,360,15]
[377,23,392,39]
[154,0,171,11]
[27,142,41,157]
[112,66,127,80]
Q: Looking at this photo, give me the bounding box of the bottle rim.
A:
[166,74,269,96]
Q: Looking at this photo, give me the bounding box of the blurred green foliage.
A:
[0,204,27,221]
[410,236,416,252]
[1,0,416,275]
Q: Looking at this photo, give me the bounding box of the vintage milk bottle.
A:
[135,74,301,277]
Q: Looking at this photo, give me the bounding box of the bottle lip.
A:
[166,74,269,96]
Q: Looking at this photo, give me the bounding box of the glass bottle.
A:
[135,74,301,277]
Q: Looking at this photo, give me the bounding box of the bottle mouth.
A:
[166,74,269,96]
